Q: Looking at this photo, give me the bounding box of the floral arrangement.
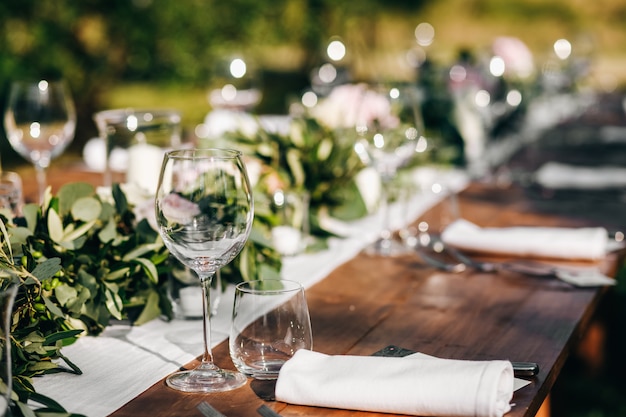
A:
[205,101,371,242]
[0,182,280,416]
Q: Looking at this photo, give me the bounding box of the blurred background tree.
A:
[1,0,625,167]
[0,0,432,167]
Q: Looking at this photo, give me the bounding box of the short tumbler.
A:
[230,279,312,380]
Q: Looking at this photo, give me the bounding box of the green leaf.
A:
[132,258,159,284]
[22,204,39,233]
[71,197,102,222]
[98,219,117,243]
[47,209,64,244]
[42,296,65,318]
[104,267,130,281]
[31,259,62,281]
[44,329,83,345]
[58,182,95,217]
[112,183,128,214]
[104,283,123,320]
[122,243,163,262]
[54,284,78,306]
[133,291,160,325]
[62,219,97,242]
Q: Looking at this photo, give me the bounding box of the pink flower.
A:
[492,37,534,78]
[160,193,201,224]
[311,84,398,129]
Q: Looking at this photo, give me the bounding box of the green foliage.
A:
[211,115,369,240]
[0,182,281,416]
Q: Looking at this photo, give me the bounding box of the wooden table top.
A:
[77,175,613,417]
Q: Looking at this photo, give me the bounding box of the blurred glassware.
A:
[353,83,427,256]
[93,108,182,193]
[0,171,24,217]
[270,189,310,256]
[208,55,262,111]
[4,79,76,203]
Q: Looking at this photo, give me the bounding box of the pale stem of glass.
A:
[198,271,218,371]
[35,165,47,204]
[378,174,394,245]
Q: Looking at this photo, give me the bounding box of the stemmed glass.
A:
[155,148,253,392]
[3,80,76,203]
[354,84,425,256]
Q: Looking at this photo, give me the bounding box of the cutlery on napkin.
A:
[440,219,608,261]
[535,162,626,190]
[439,219,615,286]
[275,349,514,417]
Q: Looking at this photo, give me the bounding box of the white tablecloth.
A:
[31,168,468,417]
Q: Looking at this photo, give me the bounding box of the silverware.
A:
[414,245,467,273]
[257,404,283,417]
[197,401,227,417]
[511,361,540,377]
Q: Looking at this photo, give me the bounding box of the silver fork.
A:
[197,401,226,417]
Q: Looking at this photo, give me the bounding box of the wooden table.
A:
[54,173,609,417]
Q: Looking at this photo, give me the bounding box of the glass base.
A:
[166,366,247,393]
[363,237,411,257]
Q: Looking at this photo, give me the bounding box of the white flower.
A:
[160,193,201,224]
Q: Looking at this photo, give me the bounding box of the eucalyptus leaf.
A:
[54,284,78,306]
[71,197,102,222]
[98,219,117,243]
[22,203,39,232]
[58,182,95,217]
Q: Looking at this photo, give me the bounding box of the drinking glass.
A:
[0,283,18,416]
[3,80,76,203]
[230,279,312,380]
[353,84,426,256]
[94,108,182,192]
[155,148,253,392]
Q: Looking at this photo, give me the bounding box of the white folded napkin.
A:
[441,219,608,260]
[275,350,514,417]
[535,162,626,190]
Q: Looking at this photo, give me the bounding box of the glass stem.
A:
[198,272,218,370]
[379,179,392,242]
[35,165,47,204]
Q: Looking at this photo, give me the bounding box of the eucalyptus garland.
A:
[0,182,280,417]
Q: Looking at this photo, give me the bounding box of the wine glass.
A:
[3,80,76,203]
[155,148,253,392]
[353,84,426,256]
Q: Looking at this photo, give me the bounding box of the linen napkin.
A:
[275,350,514,417]
[535,162,626,190]
[441,219,608,261]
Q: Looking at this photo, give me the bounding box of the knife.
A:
[373,345,539,377]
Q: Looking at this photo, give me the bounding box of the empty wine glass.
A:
[3,80,76,203]
[354,84,426,256]
[155,148,253,392]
